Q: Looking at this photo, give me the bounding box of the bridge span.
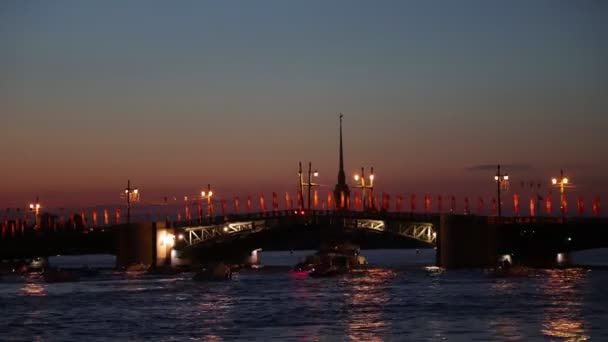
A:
[1,209,606,269]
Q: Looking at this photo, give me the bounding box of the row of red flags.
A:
[1,192,602,237]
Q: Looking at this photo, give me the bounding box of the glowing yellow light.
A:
[133,189,138,194]
[29,204,34,209]
[354,174,360,181]
[370,174,375,181]
[36,204,40,209]
[178,234,184,240]
[223,226,228,232]
[125,189,129,193]
[494,176,499,181]
[201,191,206,197]
[161,233,175,247]
[208,191,213,197]
[503,175,509,180]
[563,178,568,184]
[313,171,319,177]
[552,178,558,185]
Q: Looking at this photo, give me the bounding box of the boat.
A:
[192,262,233,281]
[293,243,367,277]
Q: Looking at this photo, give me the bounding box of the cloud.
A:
[466,163,534,172]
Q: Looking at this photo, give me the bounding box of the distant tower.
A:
[333,113,350,209]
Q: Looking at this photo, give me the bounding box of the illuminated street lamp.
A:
[552,169,571,217]
[298,162,320,211]
[29,196,41,229]
[124,180,139,223]
[201,184,213,218]
[494,165,509,218]
[353,167,375,210]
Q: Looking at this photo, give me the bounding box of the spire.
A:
[338,113,345,183]
[334,113,350,209]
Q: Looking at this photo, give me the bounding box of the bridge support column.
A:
[437,215,498,268]
[116,222,157,269]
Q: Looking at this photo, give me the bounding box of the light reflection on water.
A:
[540,269,590,341]
[345,268,395,341]
[2,250,608,341]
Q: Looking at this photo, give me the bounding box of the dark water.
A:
[2,249,608,341]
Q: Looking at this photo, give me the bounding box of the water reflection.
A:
[540,269,590,341]
[489,317,524,341]
[345,268,395,341]
[21,282,47,296]
[196,285,235,341]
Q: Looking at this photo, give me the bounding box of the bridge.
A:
[1,116,605,268]
[2,207,606,269]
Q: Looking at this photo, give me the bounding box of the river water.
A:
[1,249,608,341]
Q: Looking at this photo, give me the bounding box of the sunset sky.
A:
[1,1,607,209]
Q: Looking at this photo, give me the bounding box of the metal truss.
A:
[355,219,436,245]
[184,220,266,246]
[398,223,436,244]
[356,220,386,231]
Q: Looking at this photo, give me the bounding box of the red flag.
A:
[177,212,182,223]
[411,194,416,212]
[340,191,345,209]
[592,197,600,216]
[437,195,443,213]
[513,193,519,216]
[272,192,278,211]
[247,195,252,212]
[221,199,227,216]
[313,190,319,209]
[327,191,333,210]
[530,198,535,217]
[259,193,266,212]
[382,192,387,210]
[197,200,202,222]
[562,196,568,216]
[492,198,497,216]
[285,192,291,209]
[347,195,351,209]
[396,193,402,212]
[115,208,121,224]
[297,192,303,210]
[424,194,431,213]
[234,196,240,214]
[577,196,584,215]
[104,208,109,225]
[546,196,552,215]
[209,199,215,218]
[185,206,191,224]
[81,210,86,227]
[92,210,98,226]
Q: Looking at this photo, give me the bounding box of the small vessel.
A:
[293,242,367,277]
[193,262,233,281]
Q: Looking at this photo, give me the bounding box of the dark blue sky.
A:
[1,1,606,207]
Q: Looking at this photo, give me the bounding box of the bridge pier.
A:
[437,215,498,268]
[116,222,182,269]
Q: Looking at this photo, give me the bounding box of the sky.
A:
[1,0,607,209]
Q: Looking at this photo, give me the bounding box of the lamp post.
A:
[494,165,509,218]
[124,180,139,223]
[29,196,41,229]
[298,162,320,211]
[201,184,213,219]
[353,167,375,210]
[552,170,570,218]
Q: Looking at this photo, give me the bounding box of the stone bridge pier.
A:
[437,215,498,268]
